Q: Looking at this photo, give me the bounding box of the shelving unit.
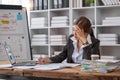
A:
[29,0,120,60]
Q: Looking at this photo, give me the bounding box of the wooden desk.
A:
[0,60,23,76]
[0,61,120,80]
[23,66,120,80]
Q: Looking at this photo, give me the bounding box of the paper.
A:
[13,66,35,69]
[96,59,120,63]
[9,63,80,70]
[34,63,80,70]
[0,64,12,68]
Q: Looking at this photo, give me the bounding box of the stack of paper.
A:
[50,35,66,45]
[31,17,47,28]
[101,56,118,60]
[12,63,80,70]
[102,17,120,25]
[51,16,69,27]
[98,33,118,45]
[81,60,120,73]
[0,64,12,68]
[31,34,48,45]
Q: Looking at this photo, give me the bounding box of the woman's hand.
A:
[38,57,52,64]
[73,25,88,45]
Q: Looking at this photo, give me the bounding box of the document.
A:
[96,59,120,63]
[13,66,35,69]
[11,63,80,70]
[34,63,80,70]
[0,64,12,68]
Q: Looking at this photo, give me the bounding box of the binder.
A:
[33,0,39,10]
[62,0,69,8]
[38,0,43,10]
[58,0,62,8]
[43,0,48,9]
[53,0,58,8]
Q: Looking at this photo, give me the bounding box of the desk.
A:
[0,60,120,80]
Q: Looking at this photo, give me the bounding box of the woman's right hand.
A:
[38,57,52,64]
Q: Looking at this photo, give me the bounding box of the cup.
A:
[91,54,99,60]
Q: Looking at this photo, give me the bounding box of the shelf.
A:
[30,27,49,29]
[50,8,70,11]
[29,0,120,57]
[31,44,49,46]
[50,44,66,46]
[30,10,48,13]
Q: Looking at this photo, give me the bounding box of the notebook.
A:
[4,43,37,66]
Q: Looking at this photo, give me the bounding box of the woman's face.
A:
[73,25,83,40]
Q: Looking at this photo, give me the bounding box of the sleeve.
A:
[50,35,73,63]
[82,38,100,60]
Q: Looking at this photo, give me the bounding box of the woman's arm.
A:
[50,35,73,63]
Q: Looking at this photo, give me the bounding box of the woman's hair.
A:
[74,16,95,38]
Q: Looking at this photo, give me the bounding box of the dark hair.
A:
[74,16,95,38]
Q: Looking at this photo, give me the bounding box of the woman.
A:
[38,16,100,64]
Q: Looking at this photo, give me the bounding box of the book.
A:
[43,0,48,9]
[62,0,69,8]
[101,56,117,60]
[33,34,48,38]
[101,0,107,5]
[98,34,118,38]
[58,0,62,8]
[32,38,48,42]
[98,37,118,41]
[51,20,68,23]
[73,0,77,8]
[53,0,58,8]
[38,0,43,10]
[77,0,80,8]
[105,17,120,20]
[52,16,68,20]
[33,0,39,10]
[31,17,46,21]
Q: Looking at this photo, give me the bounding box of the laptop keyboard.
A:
[13,61,37,66]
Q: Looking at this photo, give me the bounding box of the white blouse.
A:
[71,35,91,63]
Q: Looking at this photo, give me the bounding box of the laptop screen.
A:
[0,5,32,61]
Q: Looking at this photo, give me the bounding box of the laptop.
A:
[4,43,37,66]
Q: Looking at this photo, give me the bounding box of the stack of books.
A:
[50,35,66,45]
[101,0,120,6]
[81,60,120,73]
[101,56,118,60]
[31,34,48,45]
[51,16,69,27]
[102,17,120,25]
[31,17,47,28]
[98,33,118,45]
